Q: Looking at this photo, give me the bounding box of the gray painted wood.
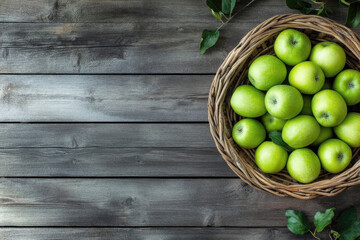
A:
[0,123,228,176]
[0,75,209,122]
[0,147,233,177]
[0,123,214,148]
[0,178,359,227]
[0,0,291,23]
[0,0,348,23]
[0,1,355,73]
[0,227,311,240]
[0,0,358,238]
[0,22,237,74]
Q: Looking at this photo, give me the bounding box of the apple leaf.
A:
[211,10,223,21]
[286,0,313,14]
[337,206,358,233]
[314,208,335,232]
[337,206,360,240]
[286,210,311,235]
[269,131,295,152]
[339,220,360,240]
[222,0,236,15]
[206,0,222,14]
[200,29,220,55]
[345,2,360,28]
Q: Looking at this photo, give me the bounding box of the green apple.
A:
[265,85,303,120]
[255,141,288,174]
[311,127,333,146]
[282,115,321,148]
[301,95,313,115]
[287,148,321,183]
[310,41,346,77]
[274,29,312,66]
[289,61,325,94]
[321,78,332,90]
[232,119,266,149]
[318,139,352,173]
[312,90,347,127]
[248,55,287,90]
[230,85,266,118]
[261,112,287,132]
[334,112,360,147]
[333,69,360,106]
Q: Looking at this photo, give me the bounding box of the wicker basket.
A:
[208,14,360,199]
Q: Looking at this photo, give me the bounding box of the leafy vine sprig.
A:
[200,0,360,54]
[286,206,360,240]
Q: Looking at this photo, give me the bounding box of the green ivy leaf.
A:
[286,0,313,14]
[269,131,295,152]
[286,210,311,235]
[339,220,360,240]
[222,0,236,15]
[211,10,223,21]
[337,207,358,233]
[206,0,222,13]
[314,208,335,232]
[345,2,360,28]
[337,207,360,240]
[200,29,220,55]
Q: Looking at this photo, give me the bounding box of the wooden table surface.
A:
[0,1,359,239]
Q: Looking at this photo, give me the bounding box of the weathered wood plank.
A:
[0,0,348,24]
[0,124,227,176]
[0,124,214,148]
[0,1,355,74]
[0,75,209,122]
[0,0,294,23]
[1,23,357,74]
[0,178,359,226]
[0,23,236,74]
[0,147,233,177]
[0,22,247,48]
[0,227,311,240]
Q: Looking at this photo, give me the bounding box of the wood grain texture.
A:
[0,22,235,74]
[0,123,214,148]
[0,0,348,23]
[0,75,209,122]
[0,123,229,176]
[0,227,311,240]
[0,1,354,74]
[0,178,359,227]
[0,0,290,23]
[0,147,233,177]
[0,0,358,237]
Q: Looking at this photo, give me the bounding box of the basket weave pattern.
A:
[208,14,360,199]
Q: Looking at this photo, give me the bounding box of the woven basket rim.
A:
[208,14,360,200]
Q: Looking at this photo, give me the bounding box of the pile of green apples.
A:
[231,29,360,184]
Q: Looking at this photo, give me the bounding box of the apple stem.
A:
[309,229,321,240]
[216,0,255,31]
[311,0,327,5]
